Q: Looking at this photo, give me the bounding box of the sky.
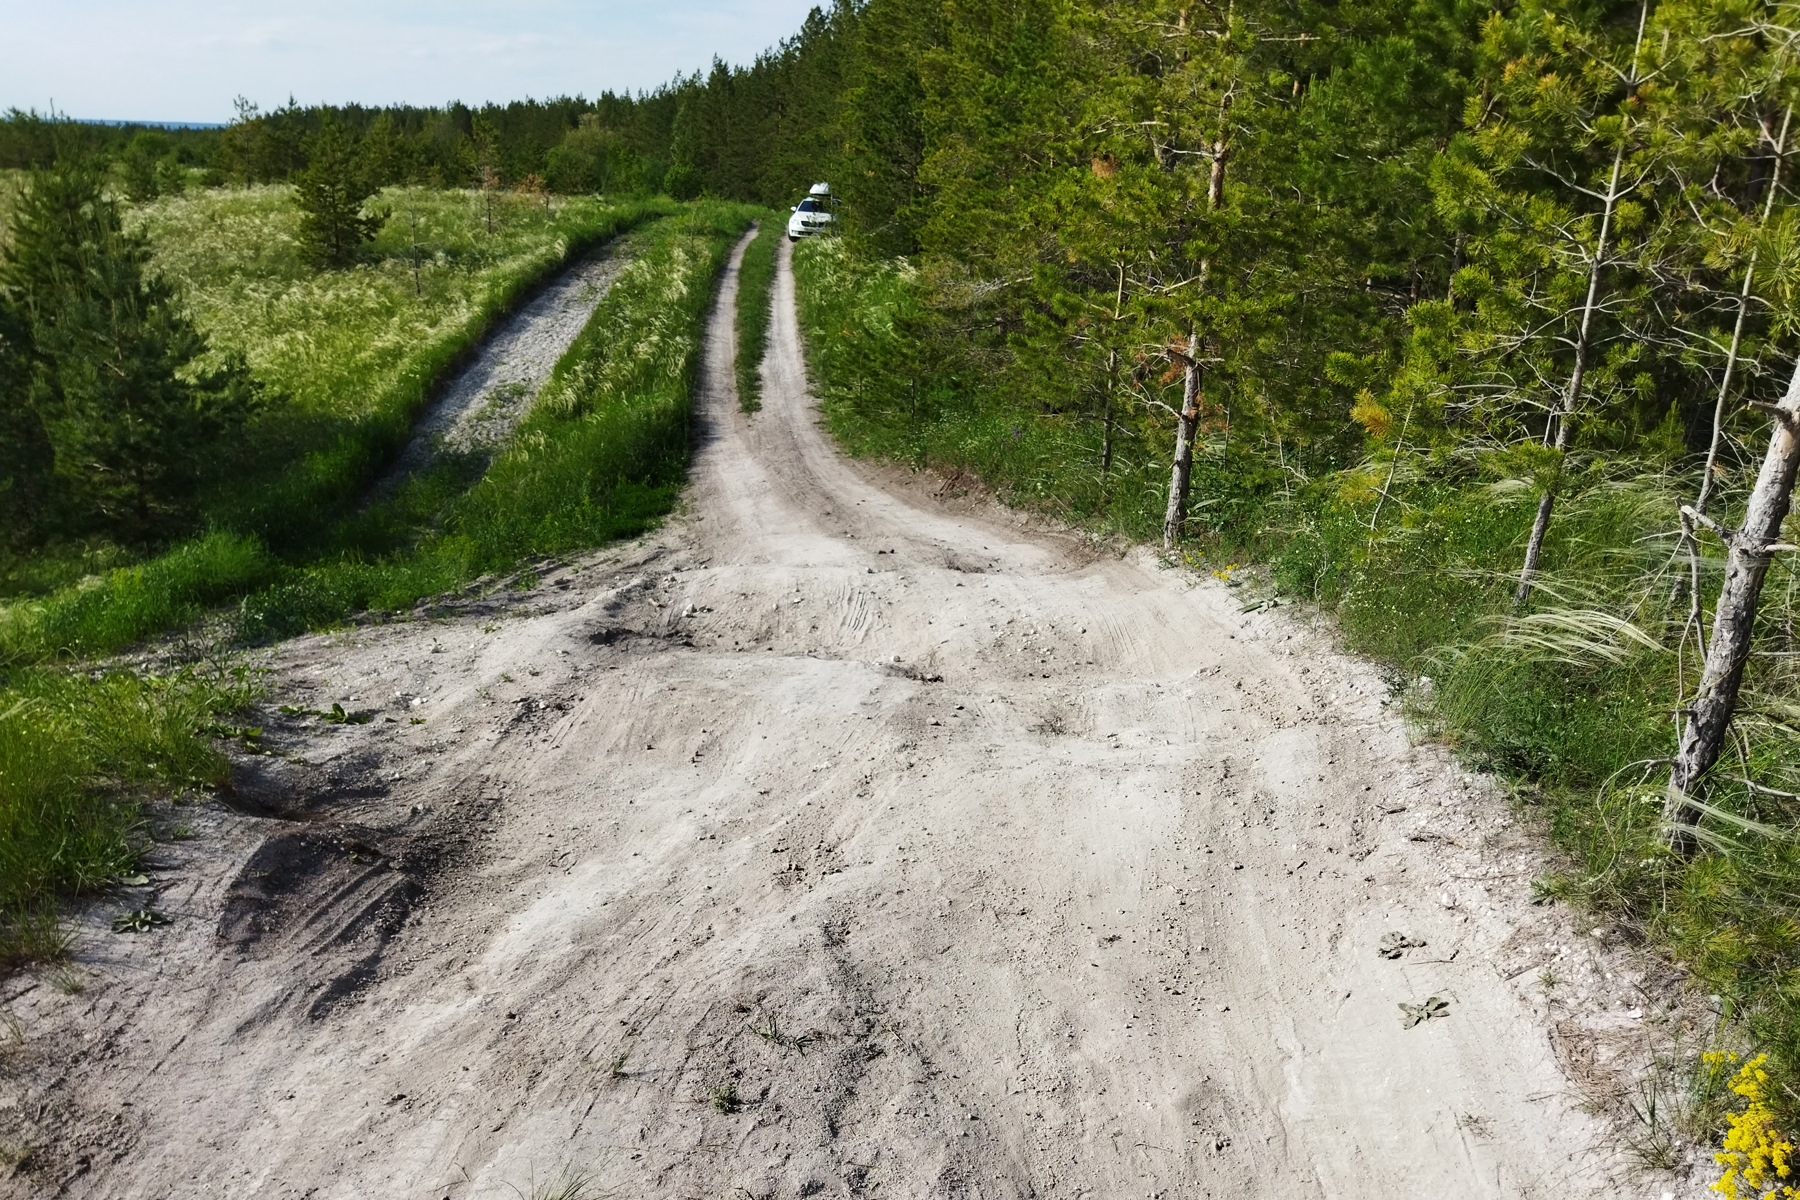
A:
[0,1,825,124]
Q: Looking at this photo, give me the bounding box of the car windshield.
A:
[798,198,822,212]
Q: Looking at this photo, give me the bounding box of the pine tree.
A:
[359,111,407,189]
[119,130,167,203]
[293,117,385,267]
[840,0,942,255]
[1427,0,1666,606]
[2,155,261,542]
[0,268,58,550]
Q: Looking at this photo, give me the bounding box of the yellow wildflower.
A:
[1712,1054,1799,1199]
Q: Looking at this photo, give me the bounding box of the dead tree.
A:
[1162,111,1230,550]
[1665,354,1800,855]
[1163,329,1205,549]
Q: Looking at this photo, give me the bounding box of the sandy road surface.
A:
[1,232,1693,1198]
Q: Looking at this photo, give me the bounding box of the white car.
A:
[787,182,835,240]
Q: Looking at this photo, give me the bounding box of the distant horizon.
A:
[0,1,824,125]
[68,118,228,130]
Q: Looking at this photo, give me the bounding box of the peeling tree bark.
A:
[1665,355,1800,856]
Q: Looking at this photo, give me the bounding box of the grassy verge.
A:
[791,239,1276,542]
[735,218,778,412]
[138,187,677,555]
[1265,469,1800,1121]
[794,237,1800,1140]
[1,665,255,966]
[233,201,759,640]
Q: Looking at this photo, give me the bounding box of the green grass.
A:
[0,532,277,661]
[791,238,1274,544]
[135,185,677,556]
[0,664,255,967]
[0,186,672,606]
[794,236,1800,1136]
[1,202,758,657]
[734,217,778,412]
[1267,465,1800,1126]
[0,187,678,657]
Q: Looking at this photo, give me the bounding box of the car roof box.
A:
[809,182,830,196]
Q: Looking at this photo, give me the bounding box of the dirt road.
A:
[3,232,1688,1197]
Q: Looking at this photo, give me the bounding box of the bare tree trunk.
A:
[1162,123,1228,553]
[1102,262,1124,477]
[1163,331,1203,551]
[1102,348,1117,477]
[1514,467,1563,607]
[1512,140,1625,609]
[1368,397,1416,532]
[1207,132,1227,211]
[1513,1,1647,609]
[1665,356,1800,855]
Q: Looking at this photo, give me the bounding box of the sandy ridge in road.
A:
[0,231,1699,1197]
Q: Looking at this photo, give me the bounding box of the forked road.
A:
[22,231,1644,1197]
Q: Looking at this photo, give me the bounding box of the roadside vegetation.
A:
[734,219,778,412]
[234,200,757,642]
[6,0,1796,1178]
[0,665,255,967]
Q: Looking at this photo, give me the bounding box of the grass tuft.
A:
[707,1079,742,1114]
[0,664,254,966]
[735,219,778,412]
